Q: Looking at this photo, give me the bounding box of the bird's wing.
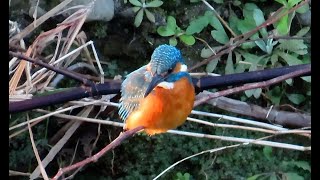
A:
[119,65,152,121]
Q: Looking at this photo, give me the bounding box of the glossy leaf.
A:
[179,34,195,45]
[129,0,142,6]
[286,93,305,105]
[132,6,141,13]
[186,15,209,35]
[296,3,309,14]
[145,9,155,23]
[134,9,144,27]
[225,52,234,74]
[295,26,310,37]
[211,30,229,44]
[283,172,304,180]
[288,0,302,8]
[169,37,177,46]
[146,0,163,7]
[277,51,303,66]
[206,58,219,73]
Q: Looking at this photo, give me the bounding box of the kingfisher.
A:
[118,44,195,135]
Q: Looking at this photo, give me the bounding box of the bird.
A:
[118,44,195,135]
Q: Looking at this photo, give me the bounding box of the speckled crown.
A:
[149,44,185,74]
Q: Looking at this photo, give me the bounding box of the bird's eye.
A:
[168,68,173,73]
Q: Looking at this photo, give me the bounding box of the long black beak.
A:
[144,74,165,97]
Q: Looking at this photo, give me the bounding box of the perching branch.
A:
[9,64,310,113]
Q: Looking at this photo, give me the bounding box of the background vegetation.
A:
[9,0,311,179]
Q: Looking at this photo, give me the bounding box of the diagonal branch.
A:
[51,126,144,180]
[9,51,96,87]
[194,66,311,106]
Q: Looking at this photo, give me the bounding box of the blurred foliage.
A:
[9,0,310,179]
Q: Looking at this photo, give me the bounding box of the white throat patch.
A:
[180,64,187,72]
[157,82,174,89]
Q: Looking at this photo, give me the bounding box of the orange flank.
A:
[124,77,195,135]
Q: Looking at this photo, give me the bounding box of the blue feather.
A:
[166,72,192,83]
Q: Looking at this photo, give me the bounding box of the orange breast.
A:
[124,77,195,135]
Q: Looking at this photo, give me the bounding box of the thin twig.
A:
[201,0,237,37]
[26,114,49,180]
[51,126,144,180]
[168,130,310,151]
[187,117,311,137]
[9,170,31,177]
[33,109,310,151]
[9,0,73,43]
[194,66,311,106]
[9,51,96,87]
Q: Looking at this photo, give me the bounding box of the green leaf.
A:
[146,0,163,7]
[255,40,267,52]
[157,16,177,36]
[290,161,311,172]
[235,52,246,73]
[206,59,219,73]
[270,53,279,65]
[169,37,177,46]
[263,146,272,160]
[225,52,234,74]
[285,78,293,85]
[266,86,283,105]
[212,29,229,44]
[129,0,142,6]
[144,9,155,23]
[269,173,278,180]
[207,11,223,31]
[186,15,209,35]
[245,89,254,98]
[237,19,259,39]
[288,0,301,8]
[301,76,311,82]
[275,0,288,6]
[201,48,214,58]
[277,39,308,55]
[213,0,223,3]
[247,174,264,180]
[157,26,175,36]
[243,3,259,21]
[179,35,195,45]
[277,52,303,66]
[296,3,309,14]
[211,30,229,44]
[283,172,304,180]
[295,26,310,37]
[286,93,305,105]
[233,0,241,6]
[253,88,262,98]
[276,13,289,35]
[132,6,141,13]
[228,10,242,35]
[167,16,177,30]
[134,9,144,27]
[253,9,268,37]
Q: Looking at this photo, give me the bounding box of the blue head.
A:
[149,44,185,75]
[144,45,187,97]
